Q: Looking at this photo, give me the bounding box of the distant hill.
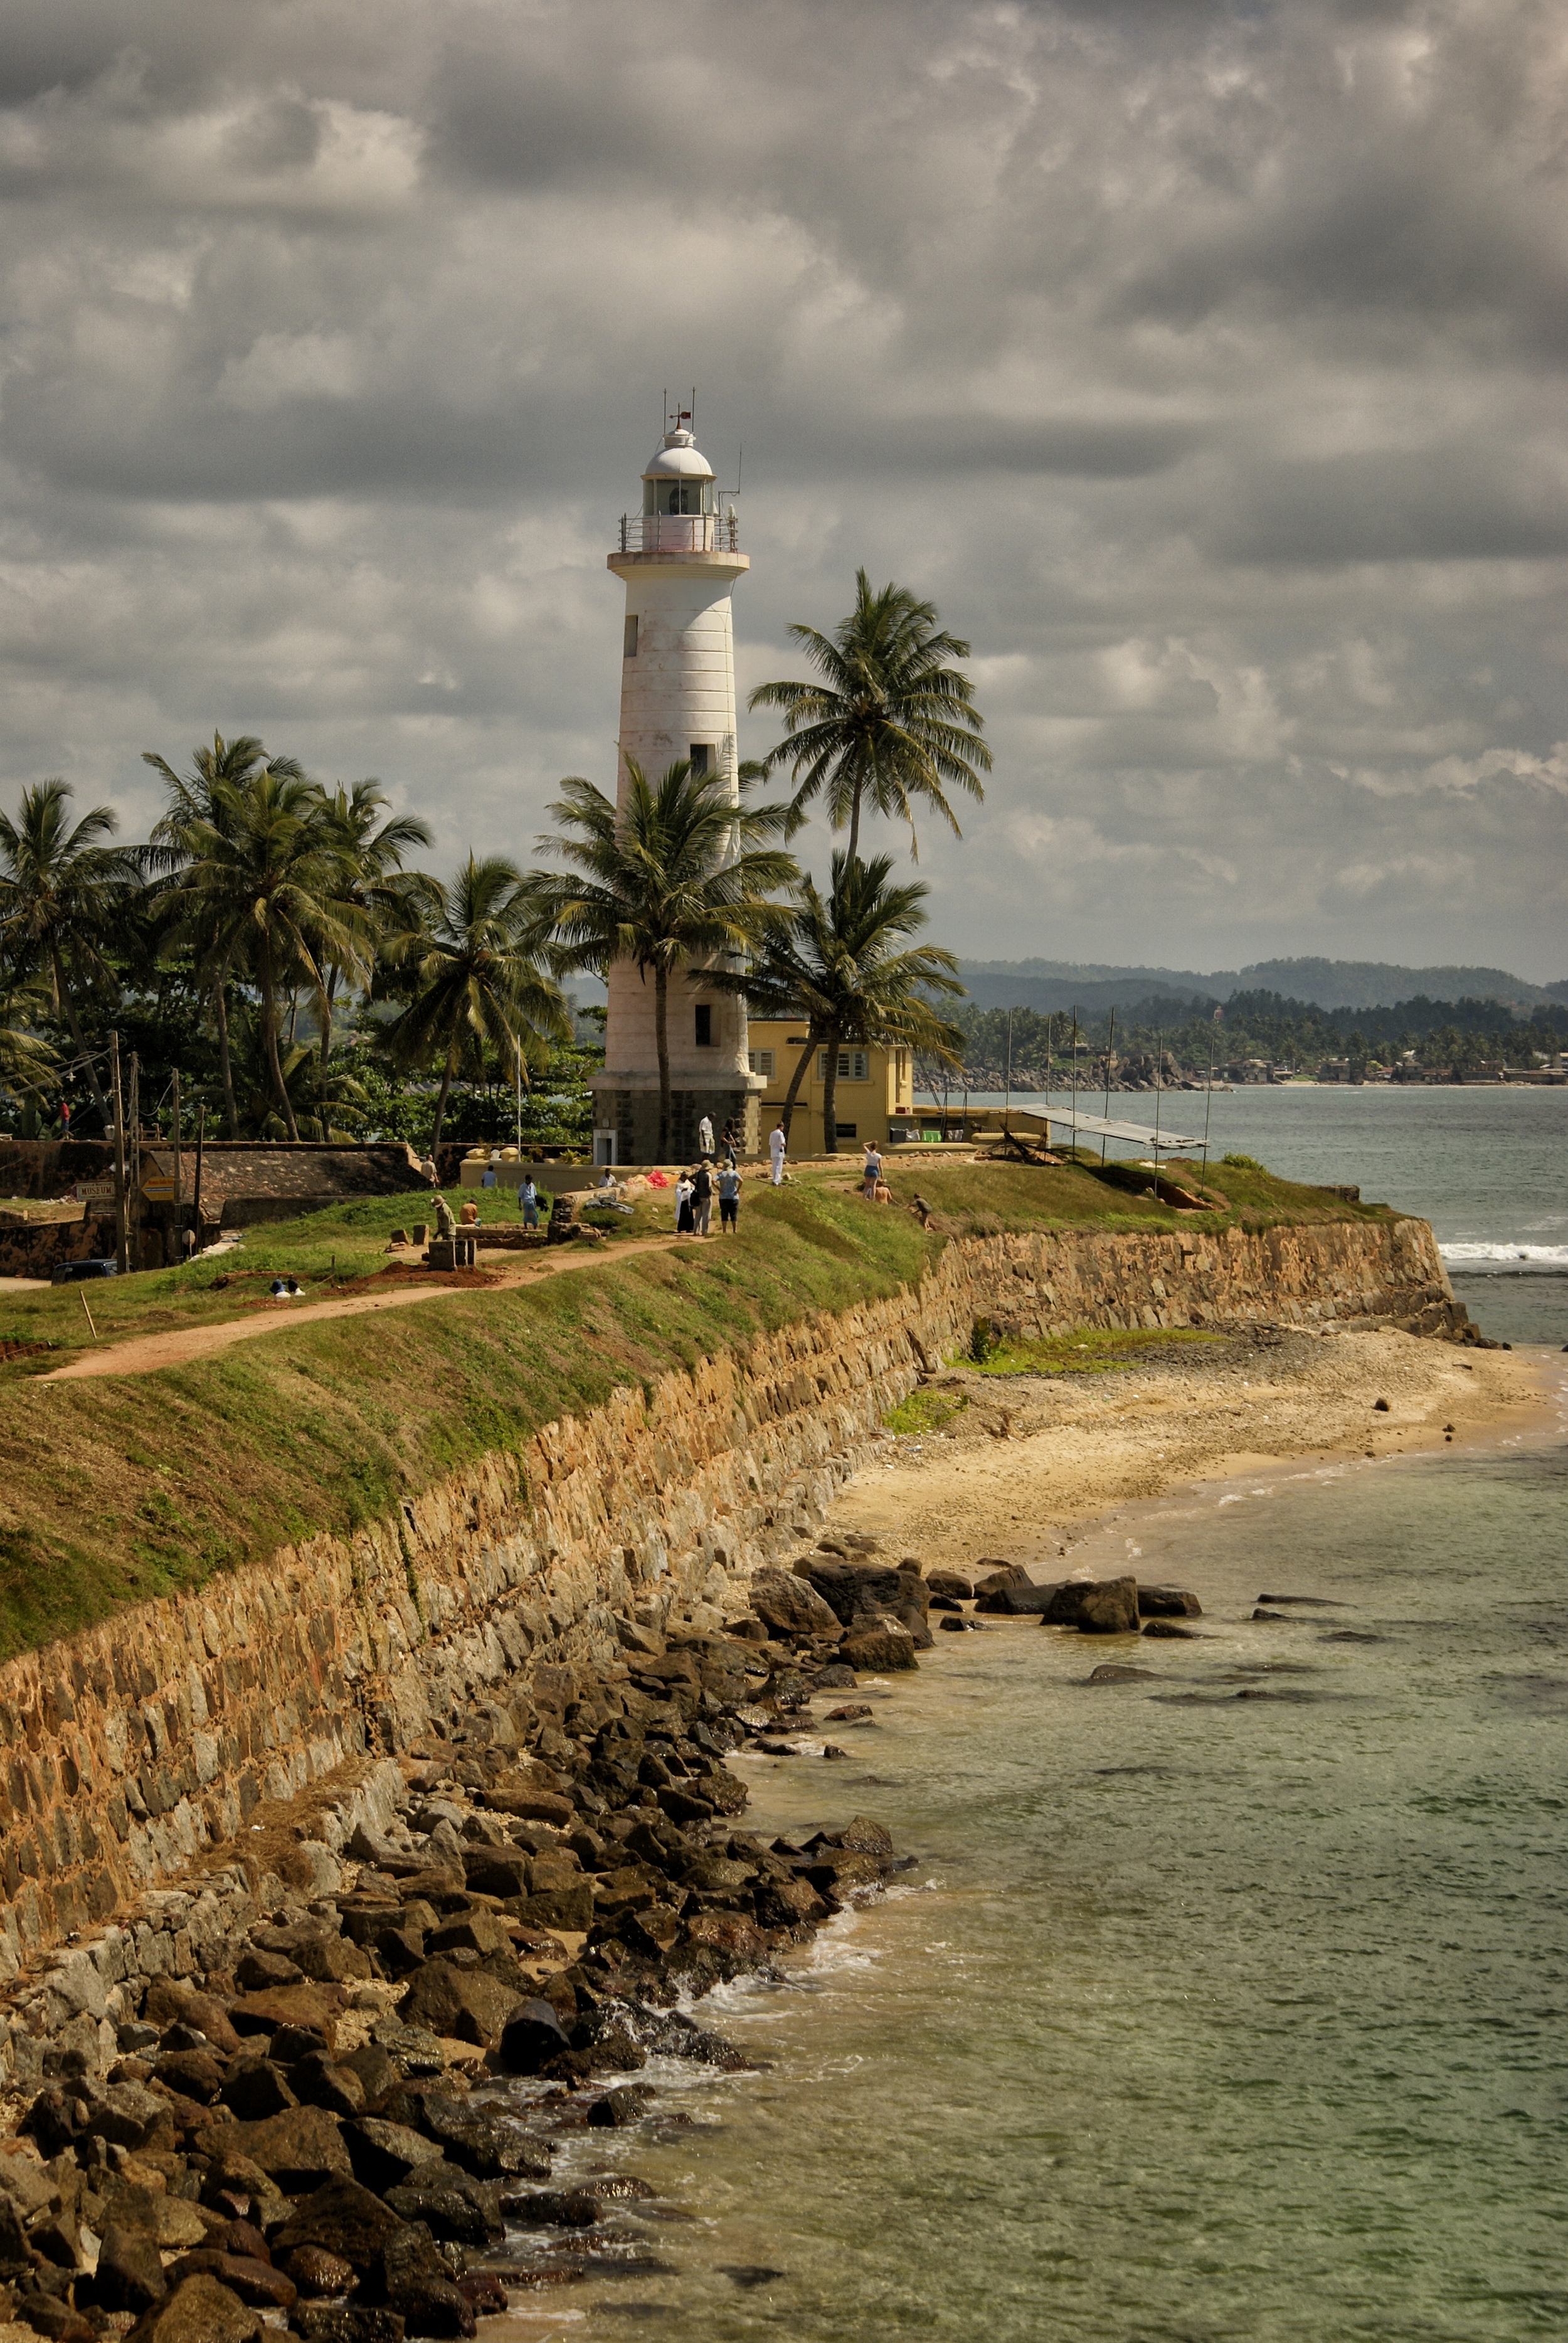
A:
[956,956,1564,1014]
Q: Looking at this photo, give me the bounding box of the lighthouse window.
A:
[688,743,711,775]
[663,481,703,514]
[623,615,638,659]
[694,1004,714,1046]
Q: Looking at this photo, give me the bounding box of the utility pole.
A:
[1004,1008,1013,1146]
[171,1069,183,1255]
[128,1054,141,1274]
[109,1030,128,1275]
[193,1103,206,1254]
[1101,1007,1115,1164]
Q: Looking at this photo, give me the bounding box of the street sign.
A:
[75,1179,115,1203]
[140,1176,176,1203]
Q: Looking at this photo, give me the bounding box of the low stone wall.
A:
[0,1214,1456,2009]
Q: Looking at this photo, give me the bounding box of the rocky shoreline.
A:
[0,1553,942,2342]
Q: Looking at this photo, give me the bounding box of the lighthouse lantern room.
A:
[590,406,763,1166]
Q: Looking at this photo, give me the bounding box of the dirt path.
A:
[42,1236,679,1381]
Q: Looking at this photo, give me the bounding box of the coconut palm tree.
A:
[381,856,571,1152]
[315,780,433,1097]
[0,974,57,1110]
[174,769,368,1140]
[737,851,966,1154]
[0,780,144,1130]
[748,570,991,859]
[145,733,309,1135]
[541,758,797,1160]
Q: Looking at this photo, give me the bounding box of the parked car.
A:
[50,1258,119,1284]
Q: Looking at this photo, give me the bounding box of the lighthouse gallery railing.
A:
[616,509,741,555]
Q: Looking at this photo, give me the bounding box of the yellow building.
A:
[744,1021,916,1154]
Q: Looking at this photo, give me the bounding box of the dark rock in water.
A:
[813,1664,857,1689]
[1044,1577,1140,1634]
[586,2086,656,2128]
[841,1626,919,1672]
[496,2000,574,2076]
[720,2266,787,2288]
[975,1581,1055,1615]
[938,1613,983,1632]
[382,2176,504,2248]
[825,1703,872,1721]
[1086,1664,1161,1684]
[1251,1608,1290,1622]
[973,1561,1030,1590]
[1137,1585,1202,1618]
[928,1593,963,1613]
[1320,1630,1387,1644]
[1259,1593,1347,1607]
[1142,1619,1199,1639]
[926,1570,975,1600]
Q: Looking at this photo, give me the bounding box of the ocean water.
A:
[490,1417,1568,2341]
[924,1085,1568,1348]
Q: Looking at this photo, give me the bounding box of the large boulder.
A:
[397,1958,521,2047]
[221,2105,353,2194]
[125,2273,263,2343]
[748,1570,841,1639]
[926,1570,975,1600]
[93,2224,167,2314]
[374,2221,476,2337]
[1138,1585,1203,1618]
[342,2117,440,2194]
[1042,1577,1141,1634]
[495,1999,573,2076]
[795,1556,907,1629]
[271,2179,406,2276]
[975,1580,1056,1615]
[840,1625,919,1673]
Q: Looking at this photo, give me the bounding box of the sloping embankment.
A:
[0,1214,1457,1995]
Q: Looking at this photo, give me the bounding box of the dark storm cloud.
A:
[0,0,1562,977]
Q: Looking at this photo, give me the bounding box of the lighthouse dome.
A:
[643,426,714,482]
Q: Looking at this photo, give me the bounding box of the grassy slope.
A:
[0,1156,1396,1660]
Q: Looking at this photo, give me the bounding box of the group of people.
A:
[675,1151,741,1238]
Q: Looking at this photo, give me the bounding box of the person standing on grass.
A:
[518,1174,540,1230]
[698,1112,714,1159]
[720,1117,738,1168]
[692,1158,713,1238]
[675,1169,696,1237]
[718,1159,741,1235]
[862,1140,884,1201]
[769,1119,787,1186]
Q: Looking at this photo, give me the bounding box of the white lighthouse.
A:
[590,409,765,1166]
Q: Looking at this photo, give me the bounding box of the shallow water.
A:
[491,1403,1568,2340]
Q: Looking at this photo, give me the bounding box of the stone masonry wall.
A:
[0,1215,1456,2007]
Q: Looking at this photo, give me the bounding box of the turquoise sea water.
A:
[487,1094,1566,2340]
[494,1428,1568,2342]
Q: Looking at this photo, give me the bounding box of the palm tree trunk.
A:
[820,1025,842,1155]
[50,950,111,1131]
[319,966,337,1125]
[654,962,671,1161]
[778,1028,817,1144]
[430,1047,458,1152]
[213,960,239,1137]
[846,788,861,864]
[260,937,300,1141]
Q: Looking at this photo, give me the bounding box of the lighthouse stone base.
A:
[591,1075,760,1169]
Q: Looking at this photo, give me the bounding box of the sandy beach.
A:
[821,1326,1556,1573]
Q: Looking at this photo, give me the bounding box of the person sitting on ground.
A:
[874,1176,894,1205]
[459,1198,480,1227]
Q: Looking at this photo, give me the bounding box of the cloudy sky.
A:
[2,0,1564,979]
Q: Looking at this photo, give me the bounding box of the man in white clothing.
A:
[768,1120,787,1185]
[697,1112,714,1158]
